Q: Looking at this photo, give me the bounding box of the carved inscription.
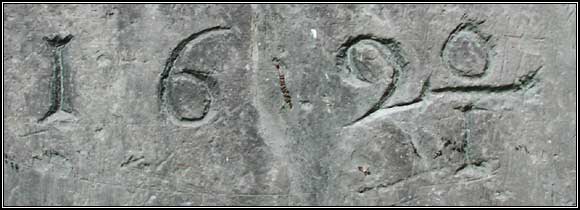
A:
[435,19,543,93]
[38,34,75,123]
[336,35,409,125]
[168,72,214,121]
[441,19,492,78]
[158,26,230,126]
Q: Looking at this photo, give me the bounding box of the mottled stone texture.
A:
[3,4,577,206]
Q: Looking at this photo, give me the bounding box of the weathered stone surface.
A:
[3,4,577,206]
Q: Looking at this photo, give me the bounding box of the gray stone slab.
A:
[3,4,577,206]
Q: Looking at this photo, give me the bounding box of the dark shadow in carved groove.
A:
[440,19,492,78]
[182,68,211,80]
[158,26,230,124]
[385,73,432,109]
[432,65,542,93]
[38,34,74,122]
[158,26,230,109]
[336,35,409,126]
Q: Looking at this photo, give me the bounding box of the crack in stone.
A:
[272,57,293,110]
[18,129,49,137]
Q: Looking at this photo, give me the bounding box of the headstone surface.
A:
[3,4,577,206]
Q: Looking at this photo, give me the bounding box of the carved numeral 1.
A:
[38,34,74,123]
